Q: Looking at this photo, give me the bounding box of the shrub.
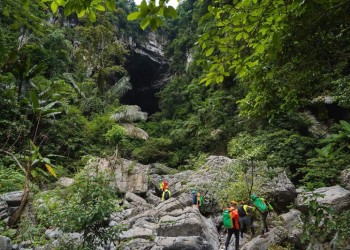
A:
[0,165,25,193]
[36,168,124,249]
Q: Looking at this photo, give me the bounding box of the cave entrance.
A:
[121,52,169,115]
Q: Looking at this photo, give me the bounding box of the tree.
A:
[0,142,57,227]
[45,0,116,22]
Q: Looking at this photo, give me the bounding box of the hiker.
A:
[250,194,273,237]
[238,200,255,238]
[223,200,240,250]
[191,190,204,207]
[162,188,171,201]
[191,190,198,207]
[159,177,168,192]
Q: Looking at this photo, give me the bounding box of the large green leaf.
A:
[51,1,59,13]
[127,12,141,21]
[89,9,96,22]
[29,90,40,111]
[106,0,116,10]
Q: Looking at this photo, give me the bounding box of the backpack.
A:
[200,195,205,206]
[237,205,247,217]
[163,181,168,191]
[164,190,170,200]
[197,193,204,206]
[222,210,233,228]
[253,197,268,213]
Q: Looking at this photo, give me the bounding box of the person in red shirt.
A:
[159,177,168,192]
[225,200,240,250]
[162,179,168,191]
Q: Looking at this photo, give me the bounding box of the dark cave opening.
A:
[121,52,169,115]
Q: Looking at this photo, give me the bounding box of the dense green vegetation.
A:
[1,0,350,248]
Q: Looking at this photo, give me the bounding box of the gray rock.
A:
[119,226,154,240]
[155,193,192,213]
[110,208,134,225]
[0,235,12,250]
[88,157,151,194]
[157,207,219,249]
[240,226,288,250]
[295,185,350,212]
[0,191,23,206]
[340,169,350,190]
[262,171,296,211]
[124,192,147,204]
[280,209,303,248]
[56,177,74,187]
[152,236,214,250]
[0,201,8,220]
[45,228,63,239]
[145,189,162,206]
[118,238,154,250]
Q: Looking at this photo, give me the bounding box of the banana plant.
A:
[5,141,57,227]
[27,89,61,143]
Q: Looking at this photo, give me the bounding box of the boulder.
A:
[0,235,11,250]
[88,157,150,194]
[45,228,63,239]
[295,185,350,212]
[240,226,288,250]
[153,236,214,250]
[340,169,350,190]
[56,177,74,187]
[280,209,303,248]
[0,201,8,220]
[145,189,162,206]
[157,207,219,249]
[120,225,154,240]
[155,193,192,213]
[262,171,297,211]
[117,191,219,250]
[124,192,147,205]
[0,191,23,206]
[117,238,154,250]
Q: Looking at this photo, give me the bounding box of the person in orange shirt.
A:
[159,177,168,192]
[162,179,168,191]
[225,200,240,250]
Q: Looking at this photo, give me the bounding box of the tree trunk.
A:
[8,166,31,227]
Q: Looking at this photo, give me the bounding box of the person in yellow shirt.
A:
[238,200,255,238]
[162,188,171,201]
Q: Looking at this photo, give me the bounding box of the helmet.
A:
[250,194,257,201]
[191,190,196,194]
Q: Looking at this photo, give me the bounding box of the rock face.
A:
[0,201,8,220]
[262,171,297,211]
[0,191,23,206]
[280,209,303,248]
[89,156,151,194]
[56,177,74,187]
[123,32,169,115]
[240,226,288,250]
[0,235,12,250]
[340,169,350,190]
[117,192,219,250]
[295,185,350,212]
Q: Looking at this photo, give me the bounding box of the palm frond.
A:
[110,76,132,98]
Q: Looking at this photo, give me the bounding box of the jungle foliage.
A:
[1,0,350,247]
